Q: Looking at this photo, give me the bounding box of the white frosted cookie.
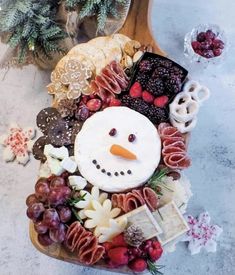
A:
[74,107,161,192]
[88,36,122,65]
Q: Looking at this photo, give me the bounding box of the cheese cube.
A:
[43,144,54,157]
[61,157,77,173]
[49,146,69,160]
[69,176,87,190]
[47,156,65,176]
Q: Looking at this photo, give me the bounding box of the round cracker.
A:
[111,33,131,50]
[88,36,122,66]
[67,43,106,74]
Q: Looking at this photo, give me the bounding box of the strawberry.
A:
[111,233,127,247]
[130,82,142,98]
[154,95,169,108]
[142,91,154,103]
[129,258,147,272]
[107,247,129,265]
[148,243,163,261]
[109,97,121,107]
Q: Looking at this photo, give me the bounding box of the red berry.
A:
[202,50,214,58]
[213,48,222,56]
[107,247,129,265]
[191,41,201,50]
[142,91,154,103]
[86,99,102,111]
[212,39,224,49]
[130,82,142,98]
[102,242,114,252]
[197,32,206,42]
[148,242,163,261]
[111,234,127,247]
[205,29,216,40]
[154,96,169,108]
[200,41,211,50]
[129,258,147,272]
[109,97,121,107]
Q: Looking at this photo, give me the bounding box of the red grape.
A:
[49,223,66,243]
[34,221,48,234]
[26,194,39,206]
[38,233,54,246]
[26,203,45,221]
[43,208,60,229]
[57,206,72,223]
[48,186,71,206]
[50,176,66,189]
[35,178,50,202]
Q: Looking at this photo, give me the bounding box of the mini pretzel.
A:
[183,80,210,104]
[170,116,198,134]
[170,91,199,123]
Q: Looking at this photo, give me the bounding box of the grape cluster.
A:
[26,173,72,246]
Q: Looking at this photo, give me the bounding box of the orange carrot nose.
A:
[110,144,137,160]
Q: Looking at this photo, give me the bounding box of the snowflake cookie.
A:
[0,123,36,165]
[182,212,223,255]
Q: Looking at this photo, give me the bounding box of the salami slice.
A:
[142,187,159,211]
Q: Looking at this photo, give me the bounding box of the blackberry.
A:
[139,60,153,72]
[121,95,149,116]
[165,76,182,94]
[146,78,165,97]
[152,66,170,79]
[147,106,169,125]
[159,59,173,68]
[145,56,162,67]
[169,66,184,80]
[135,73,149,89]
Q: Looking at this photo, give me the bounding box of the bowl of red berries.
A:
[184,24,227,64]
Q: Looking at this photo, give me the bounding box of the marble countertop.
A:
[0,0,235,274]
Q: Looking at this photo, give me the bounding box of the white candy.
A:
[47,156,65,176]
[68,175,87,190]
[43,144,54,156]
[38,161,52,178]
[169,80,210,133]
[61,157,77,173]
[49,146,69,160]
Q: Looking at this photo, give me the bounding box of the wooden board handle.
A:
[119,0,166,56]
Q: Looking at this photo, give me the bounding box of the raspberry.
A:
[213,48,222,56]
[148,243,163,261]
[102,242,114,252]
[142,91,154,103]
[191,41,201,50]
[205,29,216,40]
[129,258,147,272]
[107,247,129,265]
[109,97,121,107]
[154,96,169,108]
[129,82,142,98]
[197,32,206,42]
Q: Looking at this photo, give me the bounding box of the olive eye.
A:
[128,134,136,142]
[109,128,117,136]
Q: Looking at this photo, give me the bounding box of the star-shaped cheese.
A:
[84,199,121,236]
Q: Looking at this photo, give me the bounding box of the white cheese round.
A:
[74,107,161,192]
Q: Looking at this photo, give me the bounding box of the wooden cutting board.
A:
[30,0,165,273]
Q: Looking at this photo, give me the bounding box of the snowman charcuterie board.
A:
[27,0,210,274]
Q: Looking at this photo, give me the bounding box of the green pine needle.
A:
[148,168,173,195]
[147,260,164,275]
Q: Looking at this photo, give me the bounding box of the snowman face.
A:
[74,107,161,192]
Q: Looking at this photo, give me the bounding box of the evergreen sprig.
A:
[147,260,164,275]
[0,0,67,63]
[64,0,129,32]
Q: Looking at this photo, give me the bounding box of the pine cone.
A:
[124,224,144,247]
[57,98,78,118]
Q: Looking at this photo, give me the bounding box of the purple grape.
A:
[75,105,90,121]
[57,206,72,223]
[38,233,54,246]
[50,176,66,189]
[26,203,45,221]
[49,223,66,243]
[26,194,39,207]
[34,221,48,234]
[43,208,60,229]
[35,178,50,202]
